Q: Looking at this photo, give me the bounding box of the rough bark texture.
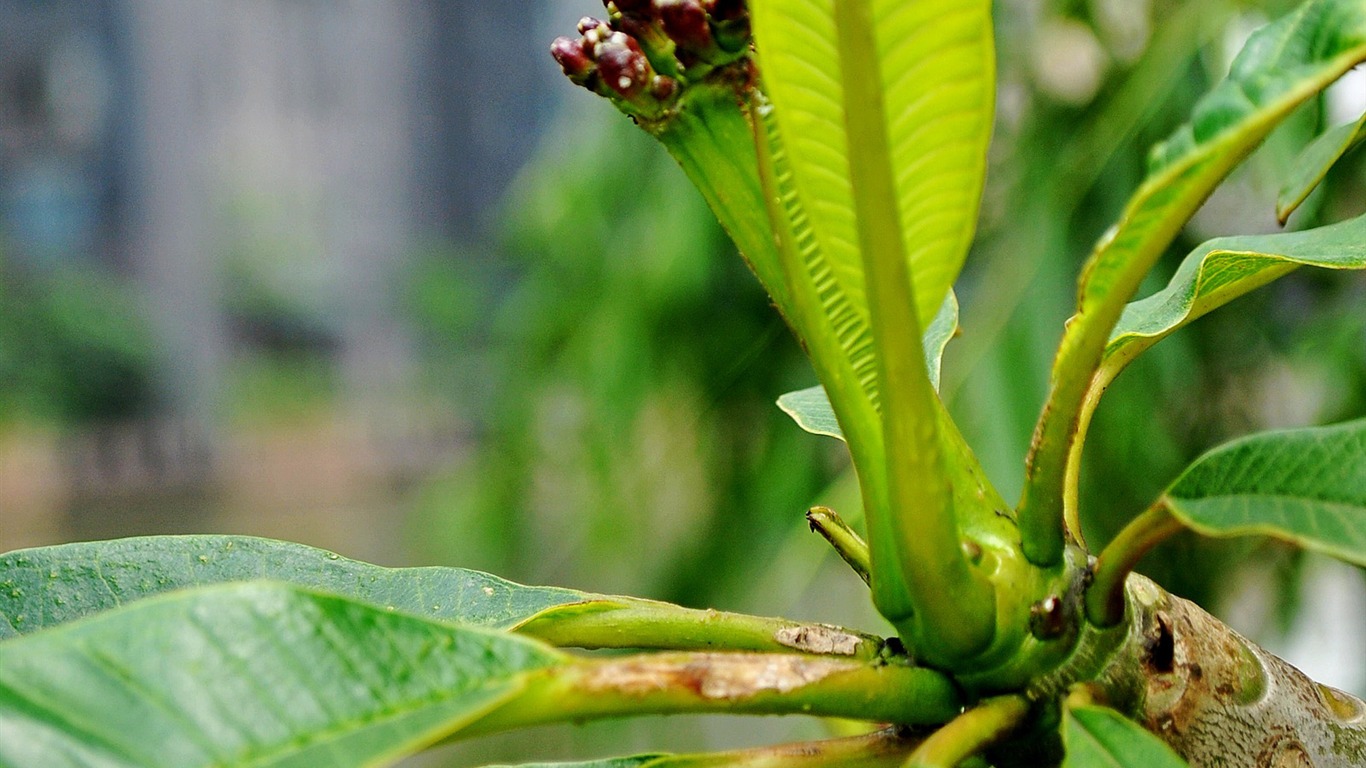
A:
[1114,576,1366,767]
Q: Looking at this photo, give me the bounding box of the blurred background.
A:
[0,0,1361,764]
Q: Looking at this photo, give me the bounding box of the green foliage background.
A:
[410,0,1366,667]
[395,0,1366,762]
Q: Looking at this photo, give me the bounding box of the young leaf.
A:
[1062,706,1190,768]
[1162,418,1366,567]
[0,536,884,658]
[1277,111,1366,223]
[1102,213,1366,389]
[0,582,563,768]
[1020,0,1366,566]
[748,0,991,334]
[777,290,959,441]
[1057,213,1366,544]
[776,386,846,441]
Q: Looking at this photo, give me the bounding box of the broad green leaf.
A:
[1062,706,1190,768]
[1277,112,1366,222]
[1100,212,1366,389]
[1020,0,1366,565]
[777,291,959,441]
[0,536,581,638]
[0,581,563,768]
[0,536,885,658]
[748,0,992,405]
[1163,418,1366,567]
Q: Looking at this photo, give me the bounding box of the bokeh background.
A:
[0,0,1362,765]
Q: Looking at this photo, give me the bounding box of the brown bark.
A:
[1109,576,1366,767]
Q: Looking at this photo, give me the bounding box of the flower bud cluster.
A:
[551,0,752,121]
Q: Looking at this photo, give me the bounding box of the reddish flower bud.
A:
[577,16,607,36]
[594,32,653,99]
[657,0,714,59]
[551,36,596,84]
[650,75,678,102]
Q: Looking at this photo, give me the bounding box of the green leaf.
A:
[1020,0,1366,566]
[0,536,885,658]
[777,386,846,441]
[0,581,563,768]
[1277,112,1366,223]
[1101,212,1366,389]
[1063,706,1190,768]
[777,290,958,441]
[748,0,991,406]
[1163,418,1366,567]
[0,536,582,638]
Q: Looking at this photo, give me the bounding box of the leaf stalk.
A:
[517,598,886,660]
[1085,501,1183,627]
[464,651,965,737]
[904,695,1030,768]
[806,505,872,585]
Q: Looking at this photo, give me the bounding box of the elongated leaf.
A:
[1021,0,1366,564]
[0,581,563,768]
[0,536,580,639]
[1163,418,1366,567]
[777,291,958,441]
[1063,706,1190,768]
[748,0,991,405]
[1100,212,1366,387]
[1277,112,1366,222]
[0,536,883,658]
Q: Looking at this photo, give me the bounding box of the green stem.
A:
[1061,376,1108,549]
[1085,501,1184,627]
[832,0,995,661]
[655,84,793,316]
[806,506,872,585]
[464,652,965,737]
[904,696,1030,768]
[751,97,900,616]
[516,598,886,660]
[658,728,928,767]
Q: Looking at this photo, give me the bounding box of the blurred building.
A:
[0,0,561,555]
[0,0,557,418]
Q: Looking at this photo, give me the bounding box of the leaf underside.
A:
[748,0,991,416]
[1101,211,1366,386]
[0,582,563,768]
[1165,418,1366,567]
